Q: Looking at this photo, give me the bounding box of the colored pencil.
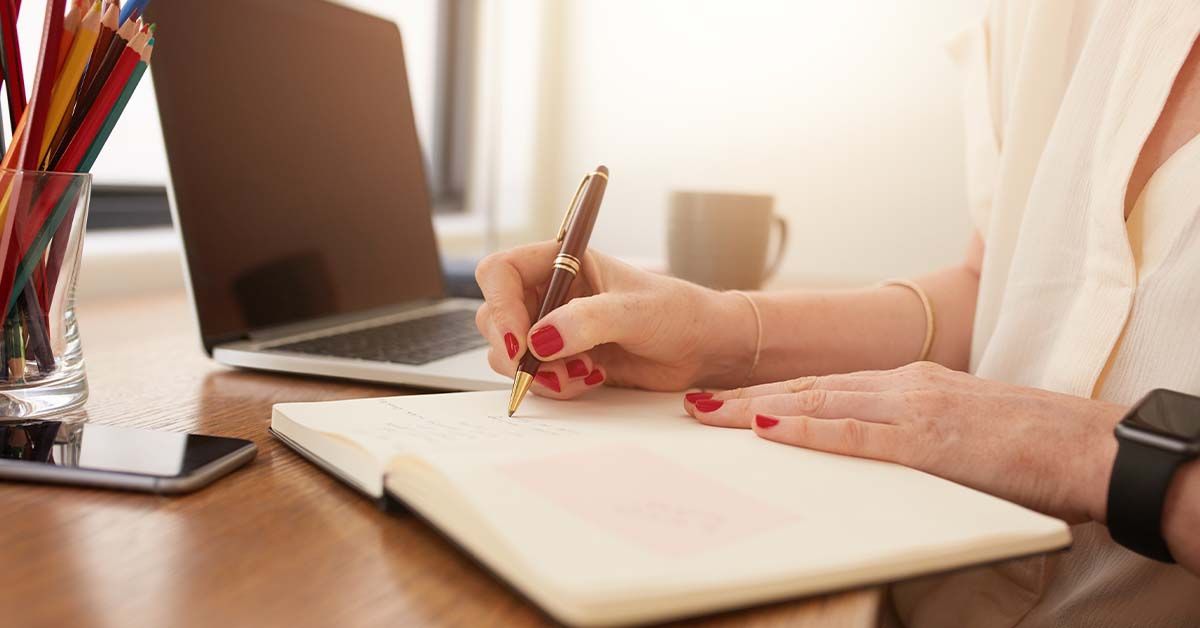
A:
[5,312,24,380]
[73,0,118,112]
[40,1,101,167]
[1,34,141,309]
[57,0,87,71]
[25,36,142,244]
[0,0,27,131]
[3,0,68,221]
[0,0,158,380]
[19,276,53,371]
[48,12,135,166]
[84,10,137,97]
[5,0,66,323]
[55,35,145,171]
[16,0,68,171]
[118,0,149,25]
[80,38,151,169]
[0,0,43,104]
[0,0,66,336]
[39,38,150,295]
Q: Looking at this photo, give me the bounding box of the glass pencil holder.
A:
[0,169,91,421]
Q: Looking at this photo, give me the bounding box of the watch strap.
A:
[1107,438,1185,563]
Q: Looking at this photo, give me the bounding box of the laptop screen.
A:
[148,0,445,351]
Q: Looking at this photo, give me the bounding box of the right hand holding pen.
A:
[474,241,752,399]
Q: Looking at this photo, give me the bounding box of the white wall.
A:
[72,1,988,298]
[535,0,985,285]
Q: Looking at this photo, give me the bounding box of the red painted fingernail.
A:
[685,391,713,403]
[530,326,564,358]
[566,359,589,378]
[584,369,604,386]
[535,371,561,392]
[504,332,519,359]
[693,399,724,412]
[755,414,779,428]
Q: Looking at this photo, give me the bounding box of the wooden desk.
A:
[0,292,882,628]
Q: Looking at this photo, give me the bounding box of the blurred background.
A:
[13,0,985,298]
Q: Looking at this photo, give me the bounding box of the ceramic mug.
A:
[667,191,788,290]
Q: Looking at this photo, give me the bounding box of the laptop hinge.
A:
[241,299,444,345]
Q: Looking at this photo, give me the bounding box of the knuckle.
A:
[785,376,817,393]
[898,361,941,385]
[485,348,507,375]
[567,298,615,346]
[900,361,921,372]
[795,389,829,414]
[840,420,870,452]
[475,304,490,333]
[913,361,943,376]
[790,416,812,442]
[474,255,498,283]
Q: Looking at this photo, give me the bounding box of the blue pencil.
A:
[118,0,151,25]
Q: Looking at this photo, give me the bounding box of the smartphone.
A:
[0,421,256,494]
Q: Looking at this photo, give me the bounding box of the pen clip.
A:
[557,173,592,243]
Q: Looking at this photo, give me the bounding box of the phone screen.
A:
[0,421,250,478]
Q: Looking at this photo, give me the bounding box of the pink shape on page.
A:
[500,445,799,557]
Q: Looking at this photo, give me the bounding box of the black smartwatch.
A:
[1107,389,1200,563]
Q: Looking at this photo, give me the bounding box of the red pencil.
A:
[0,0,66,322]
[16,0,68,170]
[0,0,27,131]
[54,39,141,174]
[48,11,136,166]
[11,38,142,259]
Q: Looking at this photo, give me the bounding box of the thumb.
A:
[527,293,639,360]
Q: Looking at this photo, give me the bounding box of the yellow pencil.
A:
[39,1,103,167]
[57,0,86,70]
[45,7,134,164]
[0,107,30,232]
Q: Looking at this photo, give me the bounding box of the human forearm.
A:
[743,233,984,384]
[757,264,978,381]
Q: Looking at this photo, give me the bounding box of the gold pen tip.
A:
[507,372,534,417]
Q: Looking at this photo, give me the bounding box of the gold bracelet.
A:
[881,279,935,362]
[729,291,763,388]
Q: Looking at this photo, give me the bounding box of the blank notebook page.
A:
[279,388,1070,611]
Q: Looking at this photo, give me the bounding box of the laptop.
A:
[147,0,508,391]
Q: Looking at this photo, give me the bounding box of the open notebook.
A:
[271,388,1070,626]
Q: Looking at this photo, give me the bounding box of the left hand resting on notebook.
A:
[682,361,1126,524]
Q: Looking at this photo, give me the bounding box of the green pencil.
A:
[81,57,149,169]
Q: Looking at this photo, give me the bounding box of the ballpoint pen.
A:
[507,164,609,416]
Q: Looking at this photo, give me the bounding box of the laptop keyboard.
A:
[271,309,488,365]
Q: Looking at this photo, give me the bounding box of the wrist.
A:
[694,288,757,387]
[1083,403,1125,524]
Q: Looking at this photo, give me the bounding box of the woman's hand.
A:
[475,241,754,399]
[684,361,1125,523]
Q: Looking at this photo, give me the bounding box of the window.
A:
[8,0,476,230]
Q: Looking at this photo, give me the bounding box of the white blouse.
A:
[891,1,1200,626]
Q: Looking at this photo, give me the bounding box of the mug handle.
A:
[761,215,788,283]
